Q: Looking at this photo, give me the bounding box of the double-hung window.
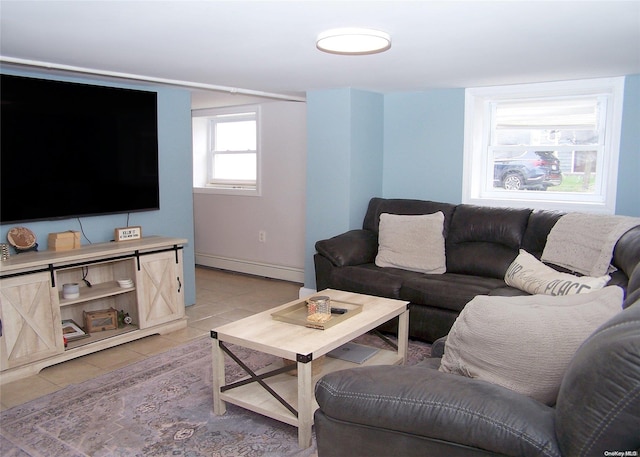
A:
[462,78,624,214]
[193,105,260,196]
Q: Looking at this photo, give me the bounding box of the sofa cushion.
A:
[439,286,624,405]
[328,264,414,299]
[375,212,446,274]
[400,273,507,312]
[505,250,610,296]
[520,209,563,258]
[446,204,531,278]
[612,225,640,278]
[315,364,560,457]
[487,286,530,297]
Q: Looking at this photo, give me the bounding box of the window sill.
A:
[463,195,614,215]
[193,186,260,197]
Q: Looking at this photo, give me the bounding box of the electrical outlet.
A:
[259,230,266,243]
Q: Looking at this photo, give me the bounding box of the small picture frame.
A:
[61,319,89,341]
[114,226,142,242]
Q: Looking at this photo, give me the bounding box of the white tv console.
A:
[0,236,188,384]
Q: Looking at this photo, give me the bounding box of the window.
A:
[193,105,260,196]
[462,78,624,214]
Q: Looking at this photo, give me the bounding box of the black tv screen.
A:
[1,74,160,224]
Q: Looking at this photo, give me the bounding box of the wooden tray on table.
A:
[271,299,363,330]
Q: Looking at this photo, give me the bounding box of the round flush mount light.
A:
[316,28,391,55]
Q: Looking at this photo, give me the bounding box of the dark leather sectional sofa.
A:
[314,197,640,342]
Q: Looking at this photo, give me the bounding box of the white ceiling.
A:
[1,1,639,109]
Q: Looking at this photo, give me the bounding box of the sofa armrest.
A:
[315,229,378,267]
[430,336,447,358]
[315,365,559,456]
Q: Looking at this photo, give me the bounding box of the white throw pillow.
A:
[505,250,610,296]
[439,286,623,405]
[375,212,446,274]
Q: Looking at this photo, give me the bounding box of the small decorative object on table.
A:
[84,308,118,332]
[0,243,10,261]
[271,298,363,330]
[61,319,89,342]
[306,295,332,326]
[117,278,134,289]
[117,309,133,328]
[7,226,38,253]
[62,283,80,299]
[47,231,81,251]
[114,226,142,242]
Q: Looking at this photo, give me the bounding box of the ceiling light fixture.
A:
[316,28,391,55]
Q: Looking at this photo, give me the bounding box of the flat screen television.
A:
[1,74,160,224]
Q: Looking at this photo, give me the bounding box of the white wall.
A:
[193,101,307,283]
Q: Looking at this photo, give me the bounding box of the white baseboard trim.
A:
[299,287,317,298]
[195,253,305,284]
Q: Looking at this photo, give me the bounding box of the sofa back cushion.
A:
[446,204,531,279]
[363,198,457,236]
[612,225,640,279]
[521,209,563,258]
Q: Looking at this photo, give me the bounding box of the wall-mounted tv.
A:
[1,74,160,224]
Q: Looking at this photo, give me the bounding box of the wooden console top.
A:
[0,236,188,274]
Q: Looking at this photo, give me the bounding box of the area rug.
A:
[0,333,430,457]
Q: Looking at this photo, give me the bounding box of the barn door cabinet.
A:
[136,249,185,328]
[0,236,188,384]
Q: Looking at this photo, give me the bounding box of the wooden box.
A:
[84,308,118,332]
[48,231,81,251]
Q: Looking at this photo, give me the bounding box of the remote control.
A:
[331,307,348,314]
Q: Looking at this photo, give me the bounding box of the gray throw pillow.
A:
[375,212,446,274]
[505,249,610,296]
[439,286,624,405]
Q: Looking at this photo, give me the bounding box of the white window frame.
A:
[462,77,625,214]
[192,105,261,196]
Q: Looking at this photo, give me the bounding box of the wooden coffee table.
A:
[210,288,409,448]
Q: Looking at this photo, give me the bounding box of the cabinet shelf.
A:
[59,281,136,307]
[65,324,138,350]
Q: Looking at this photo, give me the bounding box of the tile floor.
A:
[0,266,302,411]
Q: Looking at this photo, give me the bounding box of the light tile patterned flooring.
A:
[0,267,302,411]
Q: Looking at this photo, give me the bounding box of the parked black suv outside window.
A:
[493,150,563,190]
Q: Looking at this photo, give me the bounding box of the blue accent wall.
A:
[617,74,640,217]
[304,88,383,288]
[383,89,465,202]
[0,69,196,305]
[349,89,385,226]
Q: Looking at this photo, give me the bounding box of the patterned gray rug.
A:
[0,332,430,457]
